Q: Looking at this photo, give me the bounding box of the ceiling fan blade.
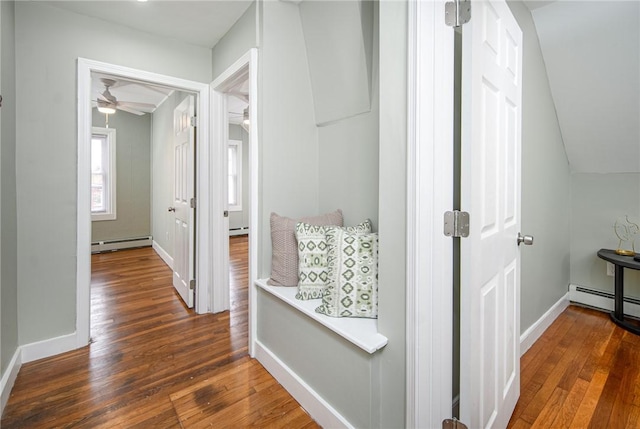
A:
[118,101,156,109]
[117,105,146,116]
[96,92,109,102]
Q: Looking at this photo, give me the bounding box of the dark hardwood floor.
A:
[1,236,319,428]
[508,305,640,429]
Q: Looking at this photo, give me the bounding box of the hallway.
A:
[1,237,318,428]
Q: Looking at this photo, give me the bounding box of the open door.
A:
[171,95,196,308]
[459,1,523,427]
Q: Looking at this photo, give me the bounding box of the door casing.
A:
[77,58,216,347]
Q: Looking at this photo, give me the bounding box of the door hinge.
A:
[190,116,198,127]
[189,279,195,290]
[444,210,470,238]
[190,197,196,209]
[445,0,471,27]
[223,210,229,218]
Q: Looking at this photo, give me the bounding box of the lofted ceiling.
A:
[530,1,640,174]
[43,0,253,49]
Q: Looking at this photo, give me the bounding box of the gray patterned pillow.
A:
[315,227,379,318]
[295,220,371,300]
[268,210,343,287]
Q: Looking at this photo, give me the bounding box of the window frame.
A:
[91,127,117,221]
[227,139,242,212]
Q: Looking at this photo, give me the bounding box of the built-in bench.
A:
[255,278,388,354]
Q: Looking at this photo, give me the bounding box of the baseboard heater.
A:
[91,236,152,253]
[569,284,640,319]
[229,227,249,237]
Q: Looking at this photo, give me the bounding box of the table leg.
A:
[614,265,624,320]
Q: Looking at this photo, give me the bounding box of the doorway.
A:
[89,71,199,331]
[209,50,259,355]
[77,58,218,347]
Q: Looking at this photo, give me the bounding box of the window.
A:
[91,127,116,221]
[228,140,242,211]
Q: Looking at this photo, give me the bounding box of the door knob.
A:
[517,233,534,246]
[168,207,176,212]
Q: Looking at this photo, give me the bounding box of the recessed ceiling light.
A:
[137,0,148,2]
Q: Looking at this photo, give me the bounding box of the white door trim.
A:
[406,1,455,427]
[77,58,211,347]
[210,49,259,356]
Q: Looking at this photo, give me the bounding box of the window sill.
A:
[91,213,116,221]
[255,278,388,354]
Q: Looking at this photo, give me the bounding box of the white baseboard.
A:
[20,332,78,364]
[152,240,173,270]
[520,292,569,356]
[254,340,352,429]
[569,283,640,318]
[1,348,22,415]
[229,228,249,237]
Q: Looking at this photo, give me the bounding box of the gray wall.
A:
[151,91,191,258]
[1,0,18,377]
[228,124,250,231]
[211,1,257,81]
[14,1,211,345]
[377,0,408,426]
[508,1,572,333]
[316,1,379,229]
[570,173,640,295]
[256,1,402,427]
[259,0,319,277]
[91,109,151,242]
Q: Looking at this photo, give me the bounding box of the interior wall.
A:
[151,91,190,259]
[258,0,319,277]
[14,1,211,345]
[377,0,408,426]
[91,109,151,242]
[570,173,640,295]
[1,0,18,377]
[228,124,250,232]
[211,1,257,81]
[508,1,571,333]
[316,2,379,229]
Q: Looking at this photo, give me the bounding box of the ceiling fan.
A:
[96,78,155,116]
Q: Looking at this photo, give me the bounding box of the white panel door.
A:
[172,95,195,308]
[460,1,523,428]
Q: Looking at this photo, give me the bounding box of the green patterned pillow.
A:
[315,227,379,318]
[295,220,371,300]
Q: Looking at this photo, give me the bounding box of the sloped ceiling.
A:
[531,1,640,173]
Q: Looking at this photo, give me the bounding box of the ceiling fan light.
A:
[242,107,250,125]
[97,105,116,115]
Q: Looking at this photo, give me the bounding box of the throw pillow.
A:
[315,228,379,318]
[267,210,343,287]
[295,220,371,300]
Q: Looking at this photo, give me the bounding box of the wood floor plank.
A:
[1,237,320,429]
[509,304,640,429]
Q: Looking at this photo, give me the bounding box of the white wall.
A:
[508,1,572,333]
[14,1,211,345]
[91,109,151,242]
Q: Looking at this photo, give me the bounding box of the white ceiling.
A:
[531,1,640,173]
[44,0,253,49]
[92,72,175,115]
